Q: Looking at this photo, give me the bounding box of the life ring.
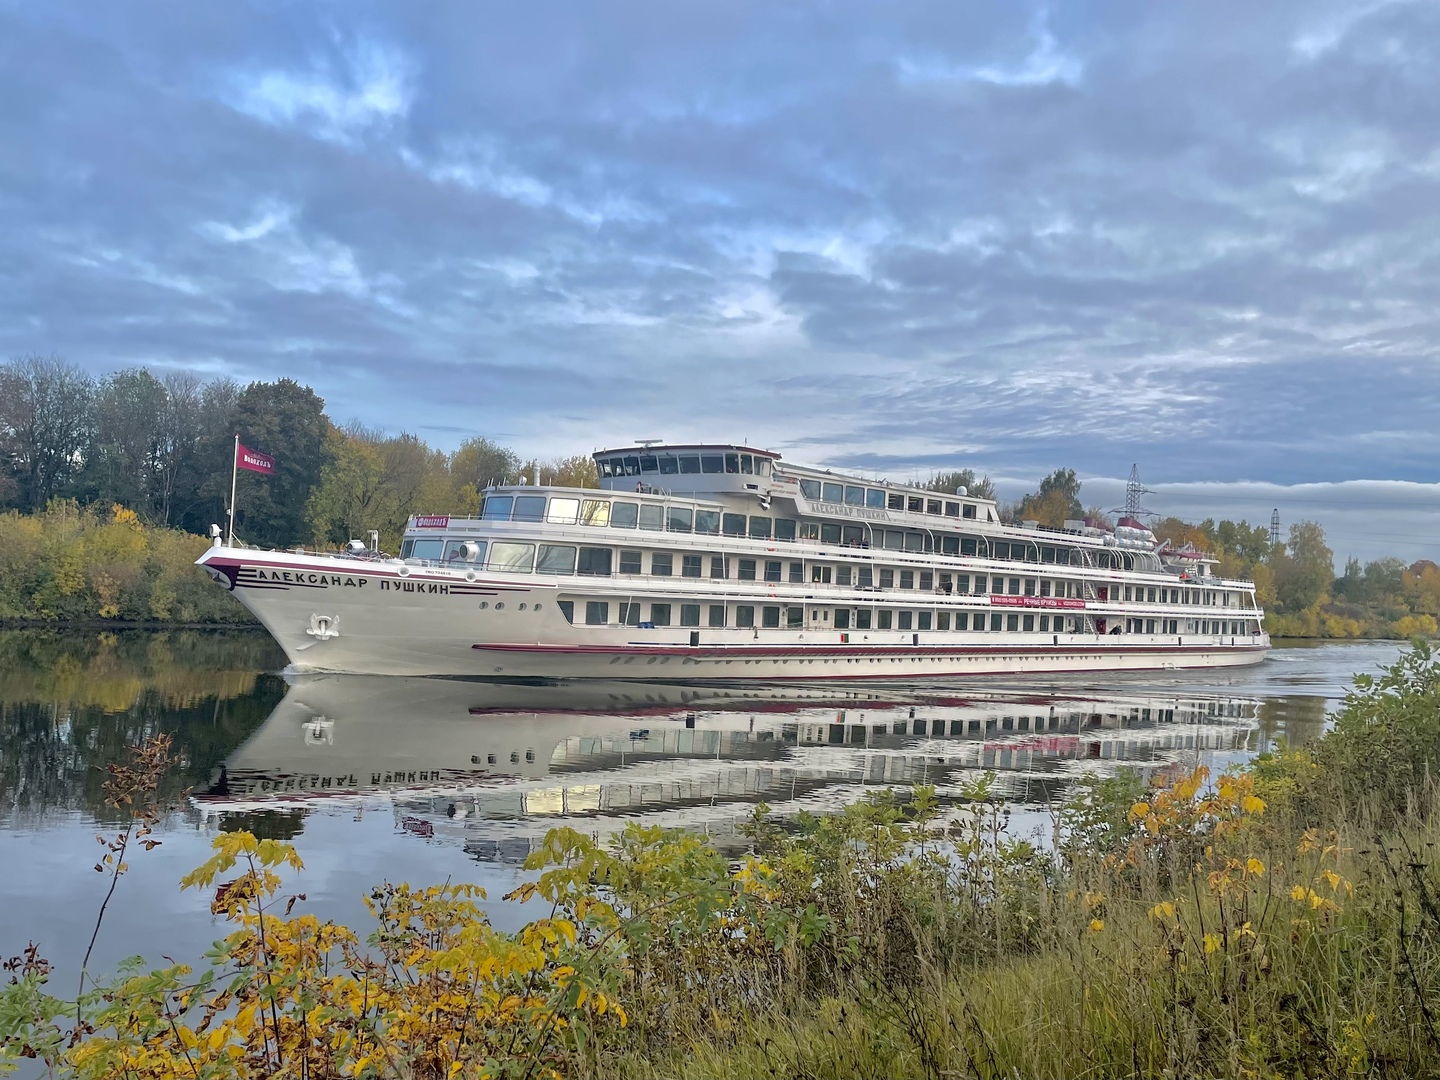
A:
[398,566,410,578]
[465,570,477,582]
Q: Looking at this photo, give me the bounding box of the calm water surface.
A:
[0,629,1405,984]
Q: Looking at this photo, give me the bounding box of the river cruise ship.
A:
[195,442,1269,679]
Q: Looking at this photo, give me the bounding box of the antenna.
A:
[1110,463,1155,519]
[635,438,663,447]
[1269,508,1281,546]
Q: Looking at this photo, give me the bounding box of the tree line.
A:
[0,355,594,553]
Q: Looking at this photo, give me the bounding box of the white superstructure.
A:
[196,442,1268,678]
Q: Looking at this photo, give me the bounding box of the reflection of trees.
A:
[0,630,286,824]
[1254,696,1330,751]
[216,809,308,840]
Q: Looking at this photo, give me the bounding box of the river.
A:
[0,629,1405,986]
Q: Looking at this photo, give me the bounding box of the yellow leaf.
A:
[1241,794,1267,815]
[1089,918,1104,933]
[1128,802,1150,820]
[1203,933,1222,954]
[1246,858,1265,877]
[1290,885,1308,902]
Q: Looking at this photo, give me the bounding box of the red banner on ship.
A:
[988,595,1086,609]
[236,442,275,475]
[413,515,450,528]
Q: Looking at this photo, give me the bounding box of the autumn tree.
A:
[1272,520,1333,612]
[0,356,94,511]
[925,469,995,502]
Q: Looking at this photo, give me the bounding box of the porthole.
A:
[478,601,489,610]
[533,603,542,612]
[518,602,527,611]
[495,602,505,610]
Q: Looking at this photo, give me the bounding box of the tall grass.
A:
[5,645,1440,1078]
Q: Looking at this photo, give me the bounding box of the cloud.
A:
[0,0,1435,565]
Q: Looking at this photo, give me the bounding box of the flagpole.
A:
[227,433,238,546]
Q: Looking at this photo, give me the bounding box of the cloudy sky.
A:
[2,1,1436,563]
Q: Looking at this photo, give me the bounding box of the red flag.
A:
[236,442,275,475]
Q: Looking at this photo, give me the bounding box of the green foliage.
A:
[1017,468,1083,527]
[924,469,995,502]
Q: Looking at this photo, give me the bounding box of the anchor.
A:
[305,613,341,641]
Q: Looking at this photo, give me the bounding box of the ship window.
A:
[900,570,914,589]
[918,612,932,630]
[835,608,851,629]
[992,577,1004,593]
[679,455,701,474]
[800,478,821,499]
[725,453,739,473]
[620,603,641,626]
[536,545,577,574]
[680,604,700,627]
[994,542,1010,560]
[1124,586,1133,601]
[787,606,803,628]
[1040,580,1052,597]
[651,552,673,576]
[513,495,546,522]
[639,455,658,473]
[701,455,724,473]
[955,612,969,630]
[736,605,755,628]
[821,523,842,543]
[619,550,642,574]
[709,604,726,627]
[859,566,874,588]
[547,498,580,524]
[481,495,513,520]
[1024,579,1035,596]
[1007,614,1020,631]
[774,518,797,541]
[867,489,886,509]
[610,502,639,528]
[961,538,978,556]
[762,606,781,628]
[738,559,757,581]
[558,600,574,623]
[638,504,664,531]
[937,612,950,630]
[400,539,414,559]
[410,538,442,561]
[694,509,720,534]
[907,497,923,513]
[844,485,865,506]
[765,561,782,582]
[1039,616,1049,631]
[749,517,772,539]
[842,524,865,546]
[682,555,703,578]
[667,507,693,533]
[650,604,671,626]
[757,459,772,476]
[710,556,728,579]
[1023,614,1035,631]
[956,574,970,593]
[658,455,679,475]
[580,500,610,526]
[740,455,754,474]
[837,566,852,586]
[887,494,904,510]
[790,562,804,583]
[884,530,904,550]
[597,458,613,478]
[577,548,612,576]
[878,610,893,629]
[941,535,959,555]
[944,501,960,517]
[880,569,895,589]
[585,601,609,625]
[856,609,872,629]
[722,513,747,536]
[488,542,534,572]
[822,482,843,503]
[905,533,923,552]
[812,566,833,584]
[1040,546,1055,563]
[1009,578,1020,595]
[963,504,976,519]
[919,570,933,591]
[799,522,820,540]
[926,499,942,515]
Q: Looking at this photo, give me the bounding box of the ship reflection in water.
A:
[193,676,1260,862]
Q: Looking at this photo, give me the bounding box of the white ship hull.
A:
[197,546,1267,680]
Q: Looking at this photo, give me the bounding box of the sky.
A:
[1,1,1437,564]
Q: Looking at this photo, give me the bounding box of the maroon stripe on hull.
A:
[471,641,1266,659]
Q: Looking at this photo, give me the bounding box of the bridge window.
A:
[679,456,701,474]
[577,548,612,576]
[658,456,678,475]
[443,540,485,563]
[725,453,739,473]
[944,501,960,517]
[639,455,658,472]
[800,479,820,499]
[963,504,977,519]
[536,545,577,574]
[740,455,754,474]
[702,455,724,473]
[488,543,534,572]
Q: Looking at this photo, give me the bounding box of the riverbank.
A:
[3,643,1437,1078]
